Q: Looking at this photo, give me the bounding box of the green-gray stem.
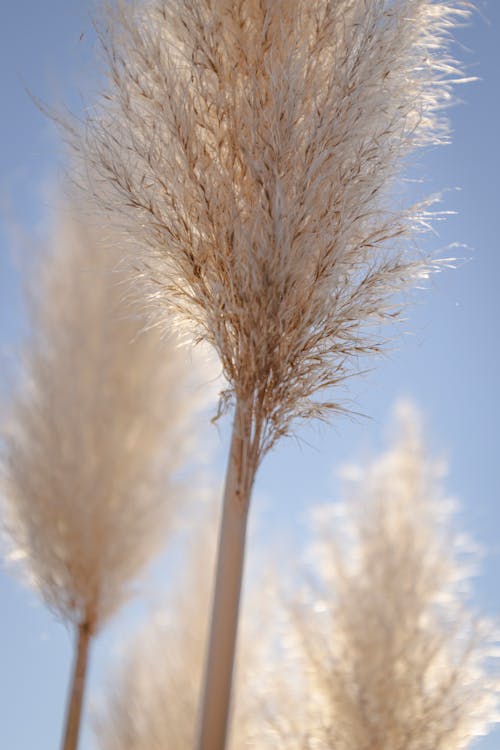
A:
[196,399,256,750]
[61,621,92,750]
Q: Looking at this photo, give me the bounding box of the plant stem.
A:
[61,621,92,750]
[196,399,256,750]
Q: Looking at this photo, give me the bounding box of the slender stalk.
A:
[61,621,92,750]
[197,400,256,750]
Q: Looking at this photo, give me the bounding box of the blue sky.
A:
[1,2,499,748]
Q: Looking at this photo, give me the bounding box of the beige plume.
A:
[69,2,475,745]
[1,201,213,750]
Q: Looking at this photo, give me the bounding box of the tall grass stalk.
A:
[69,2,473,745]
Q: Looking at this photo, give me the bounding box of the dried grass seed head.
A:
[94,501,281,750]
[1,201,212,632]
[79,0,472,458]
[275,403,500,750]
[93,505,217,750]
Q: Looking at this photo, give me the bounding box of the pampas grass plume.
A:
[1,200,211,750]
[69,2,475,745]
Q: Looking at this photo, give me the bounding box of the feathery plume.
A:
[77,0,472,447]
[94,579,210,750]
[93,504,272,750]
[0,201,210,750]
[93,507,216,750]
[259,403,499,750]
[71,2,473,745]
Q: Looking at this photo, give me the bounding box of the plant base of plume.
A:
[197,401,256,750]
[61,621,92,750]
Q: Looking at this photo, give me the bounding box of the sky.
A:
[1,2,499,748]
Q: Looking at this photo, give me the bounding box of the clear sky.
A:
[1,2,499,749]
